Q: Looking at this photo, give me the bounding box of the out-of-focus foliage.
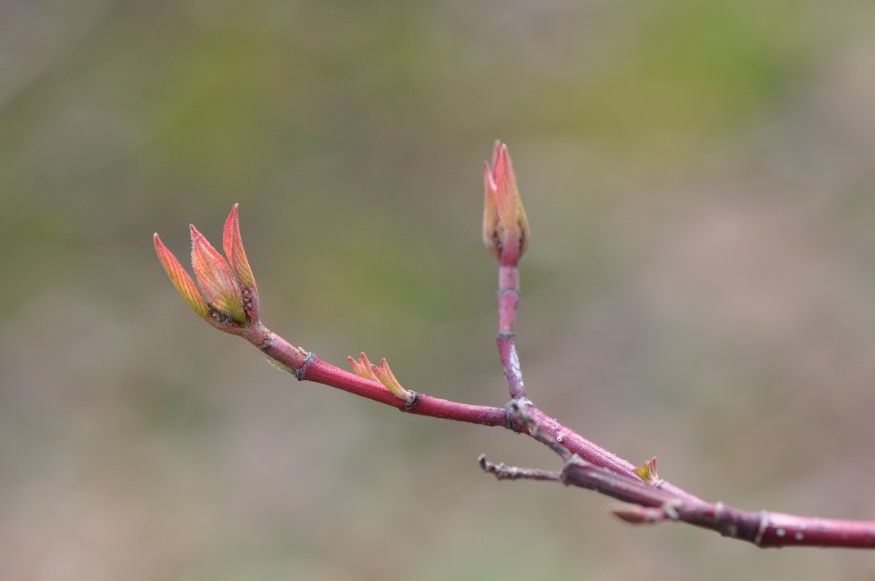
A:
[2,1,875,579]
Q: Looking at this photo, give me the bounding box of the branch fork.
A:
[154,141,875,550]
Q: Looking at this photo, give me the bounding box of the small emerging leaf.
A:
[633,457,660,485]
[223,204,257,291]
[154,233,210,320]
[371,358,409,400]
[349,353,379,381]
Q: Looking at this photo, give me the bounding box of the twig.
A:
[479,455,561,482]
[562,456,875,548]
[497,265,526,400]
[154,142,875,550]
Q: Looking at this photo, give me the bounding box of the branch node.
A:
[257,332,274,351]
[404,390,420,409]
[296,352,315,381]
[754,510,770,546]
[715,501,725,522]
[504,397,534,431]
[559,454,587,486]
[661,500,681,521]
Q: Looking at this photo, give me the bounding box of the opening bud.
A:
[154,205,260,333]
[483,140,530,265]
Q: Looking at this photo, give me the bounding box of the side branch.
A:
[479,454,561,482]
[503,399,701,503]
[561,458,875,549]
[243,322,508,427]
[156,153,875,551]
[247,321,875,549]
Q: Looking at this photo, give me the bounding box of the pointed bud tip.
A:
[153,232,211,320]
[226,204,240,227]
[349,353,379,381]
[483,160,496,190]
[222,203,257,292]
[482,140,528,264]
[491,139,502,167]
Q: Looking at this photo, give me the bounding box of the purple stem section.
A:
[526,408,700,502]
[563,461,875,548]
[762,512,875,549]
[498,264,526,399]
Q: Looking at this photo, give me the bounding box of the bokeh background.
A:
[3,1,875,579]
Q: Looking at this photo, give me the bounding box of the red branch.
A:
[244,323,508,427]
[156,150,875,549]
[497,264,526,400]
[234,318,875,549]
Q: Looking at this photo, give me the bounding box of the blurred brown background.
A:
[2,1,875,579]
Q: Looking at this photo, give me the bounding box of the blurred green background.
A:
[3,1,875,579]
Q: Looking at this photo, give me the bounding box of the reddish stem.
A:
[244,323,507,427]
[497,264,526,399]
[561,459,875,549]
[214,309,875,549]
[173,205,875,550]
